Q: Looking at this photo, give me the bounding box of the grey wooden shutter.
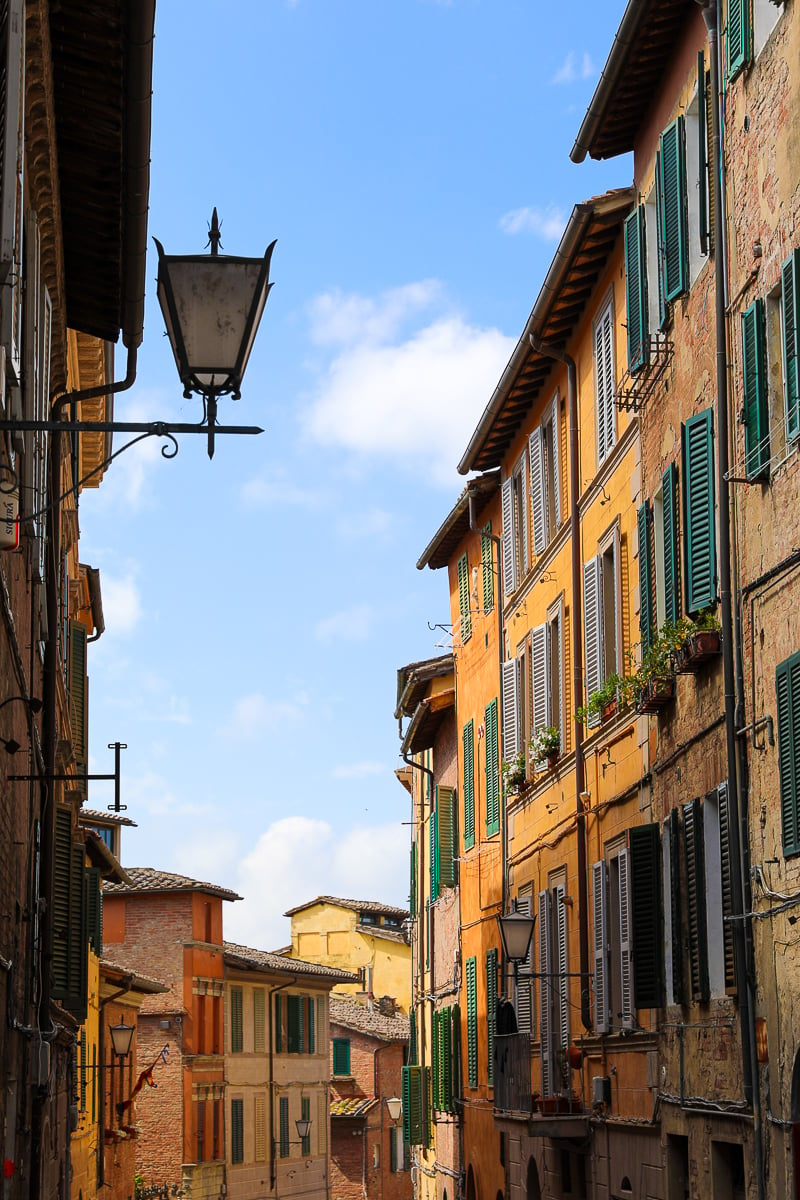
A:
[716,782,736,992]
[630,823,664,1009]
[530,623,548,734]
[551,395,561,528]
[592,861,609,1033]
[777,651,800,856]
[668,809,685,1004]
[501,657,519,761]
[683,798,710,1002]
[501,477,516,596]
[529,426,546,555]
[519,450,530,575]
[583,558,603,728]
[514,893,534,1034]
[538,889,554,1096]
[595,303,616,464]
[555,884,569,1062]
[618,849,634,1030]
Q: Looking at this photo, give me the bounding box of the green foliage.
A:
[530,725,561,760]
[501,752,527,793]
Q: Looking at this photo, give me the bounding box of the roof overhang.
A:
[400,689,456,756]
[395,653,455,719]
[416,470,501,572]
[458,189,635,476]
[84,830,131,884]
[570,0,697,163]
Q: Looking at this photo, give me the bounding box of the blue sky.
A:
[80,0,629,950]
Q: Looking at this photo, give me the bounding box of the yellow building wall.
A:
[70,952,101,1200]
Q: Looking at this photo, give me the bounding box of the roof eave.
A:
[415,470,501,571]
[570,0,646,163]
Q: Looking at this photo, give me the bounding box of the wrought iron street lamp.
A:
[109,1020,135,1059]
[496,910,536,965]
[385,1097,402,1123]
[295,1117,312,1140]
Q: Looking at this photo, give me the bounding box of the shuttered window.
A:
[637,501,655,650]
[279,1095,290,1157]
[659,117,688,303]
[630,824,664,1009]
[457,552,471,643]
[661,463,680,626]
[85,867,102,954]
[682,408,717,614]
[231,1097,244,1163]
[485,699,499,837]
[230,987,243,1053]
[594,299,616,465]
[465,956,478,1088]
[501,658,520,762]
[514,893,535,1034]
[592,862,609,1033]
[583,557,604,728]
[402,1064,426,1144]
[777,650,800,856]
[481,523,494,612]
[538,890,554,1095]
[463,720,475,851]
[485,949,498,1085]
[288,995,304,1053]
[253,988,265,1054]
[683,798,710,1001]
[51,807,88,1020]
[698,54,710,256]
[625,206,648,372]
[727,0,752,79]
[274,994,283,1053]
[437,786,456,890]
[254,1095,267,1162]
[68,620,88,799]
[782,249,800,441]
[301,1096,311,1156]
[430,790,440,901]
[501,477,517,596]
[741,298,769,478]
[332,1038,350,1076]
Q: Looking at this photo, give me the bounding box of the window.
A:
[727,0,752,78]
[529,395,562,553]
[485,949,498,1085]
[279,1095,289,1157]
[253,988,265,1054]
[682,408,717,614]
[594,297,616,464]
[485,698,499,837]
[652,463,680,631]
[538,880,569,1096]
[401,1064,430,1145]
[481,522,494,612]
[457,552,471,643]
[777,649,800,856]
[514,892,535,1035]
[231,1097,244,1164]
[287,995,304,1053]
[781,248,799,443]
[583,524,621,723]
[741,298,769,478]
[431,785,456,897]
[230,987,243,1053]
[624,206,648,373]
[703,784,736,994]
[196,1098,206,1163]
[658,117,689,303]
[463,720,475,851]
[501,450,529,595]
[432,1006,454,1112]
[628,824,664,1008]
[301,1096,311,1156]
[332,1038,351,1076]
[684,82,710,284]
[465,956,478,1088]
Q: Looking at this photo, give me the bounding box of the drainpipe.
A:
[528,334,591,1030]
[400,738,433,1071]
[700,6,764,1199]
[267,975,298,1193]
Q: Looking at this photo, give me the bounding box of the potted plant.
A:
[501,751,527,795]
[530,725,561,769]
[636,633,676,713]
[575,673,627,725]
[676,609,722,671]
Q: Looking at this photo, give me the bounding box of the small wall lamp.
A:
[385,1097,402,1123]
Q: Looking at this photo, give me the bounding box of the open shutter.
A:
[682,409,717,614]
[538,890,553,1095]
[659,117,688,303]
[437,786,456,889]
[441,1007,453,1112]
[230,987,243,1052]
[52,807,72,1002]
[0,0,24,386]
[654,149,667,328]
[68,620,88,799]
[668,809,685,1004]
[530,624,549,768]
[67,841,88,1021]
[777,652,800,856]
[551,396,562,528]
[625,206,648,372]
[742,298,769,479]
[727,0,752,79]
[481,523,494,612]
[662,463,680,626]
[274,993,283,1053]
[465,957,478,1088]
[86,867,103,954]
[698,53,710,256]
[630,824,663,1009]
[501,658,519,761]
[592,862,609,1033]
[486,949,498,1085]
[430,788,440,901]
[457,552,471,643]
[432,1009,441,1109]
[519,450,529,575]
[595,302,616,464]
[501,477,517,596]
[782,249,800,440]
[638,501,655,650]
[529,426,547,555]
[485,699,499,836]
[463,720,475,851]
[716,782,736,991]
[409,843,416,917]
[583,557,603,728]
[555,884,569,1065]
[683,798,710,1001]
[618,850,633,1030]
[514,894,534,1034]
[402,1065,412,1144]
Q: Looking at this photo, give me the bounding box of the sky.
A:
[80,0,630,952]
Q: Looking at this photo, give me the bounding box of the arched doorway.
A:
[466,1165,478,1200]
[526,1157,541,1200]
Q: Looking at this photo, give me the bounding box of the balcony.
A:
[493,1034,590,1139]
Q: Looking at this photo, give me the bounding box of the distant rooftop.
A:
[79,808,137,827]
[100,958,168,995]
[330,997,409,1042]
[224,942,357,983]
[104,867,242,902]
[284,896,409,920]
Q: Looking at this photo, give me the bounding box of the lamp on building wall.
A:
[295,1117,312,1140]
[496,910,536,965]
[385,1097,402,1123]
[109,1020,135,1060]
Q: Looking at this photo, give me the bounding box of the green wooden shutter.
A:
[625,206,648,372]
[85,867,102,954]
[637,501,654,649]
[662,463,680,626]
[457,552,471,643]
[698,53,709,256]
[451,1003,462,1102]
[482,523,494,612]
[682,408,717,614]
[402,1065,425,1144]
[409,1010,417,1065]
[230,986,243,1053]
[741,298,769,478]
[307,995,315,1053]
[301,1096,311,1155]
[463,720,475,851]
[390,1124,398,1172]
[52,807,72,1002]
[66,840,88,1021]
[332,1037,350,1075]
[485,949,498,1086]
[253,988,266,1054]
[629,824,664,1009]
[231,1097,244,1163]
[683,798,710,1001]
[431,1009,441,1109]
[437,786,456,889]
[430,788,440,901]
[287,994,303,1053]
[777,651,800,856]
[654,149,667,329]
[727,0,752,79]
[274,993,283,1053]
[279,1095,289,1157]
[659,117,688,303]
[783,249,800,439]
[402,1065,412,1143]
[423,1065,432,1147]
[68,620,88,799]
[409,843,416,916]
[440,1006,453,1112]
[485,699,499,837]
[466,956,478,1088]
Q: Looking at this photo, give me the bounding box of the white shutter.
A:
[514,893,534,1034]
[583,557,603,728]
[555,884,569,1063]
[595,302,616,464]
[552,599,564,744]
[501,658,519,761]
[518,450,529,575]
[530,623,549,767]
[592,861,609,1033]
[0,0,25,383]
[538,889,553,1096]
[551,396,562,529]
[501,477,516,596]
[529,426,546,555]
[618,848,634,1030]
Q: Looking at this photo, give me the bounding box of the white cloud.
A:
[240,466,323,510]
[551,50,595,84]
[308,281,441,347]
[582,53,595,79]
[335,508,393,540]
[303,292,515,485]
[120,769,214,820]
[499,205,566,241]
[172,829,240,882]
[331,760,385,780]
[219,690,309,740]
[314,603,374,644]
[101,572,143,634]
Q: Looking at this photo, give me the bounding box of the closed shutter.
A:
[230,987,243,1053]
[583,557,603,728]
[592,861,609,1033]
[402,1065,413,1144]
[279,1095,290,1157]
[253,988,265,1054]
[742,298,769,478]
[595,302,616,464]
[485,699,500,836]
[529,426,547,555]
[274,993,283,1053]
[85,867,102,955]
[254,1094,267,1162]
[782,249,800,440]
[682,408,717,614]
[501,477,516,596]
[727,0,752,79]
[409,843,416,917]
[67,841,87,1021]
[307,996,315,1053]
[465,956,478,1088]
[530,623,549,749]
[514,893,534,1035]
[716,782,736,991]
[538,890,553,1095]
[457,552,471,644]
[637,501,655,649]
[409,1010,417,1066]
[451,1003,462,1102]
[69,620,88,799]
[332,1038,350,1075]
[662,463,680,626]
[52,807,73,1002]
[659,117,688,303]
[432,1008,441,1109]
[630,824,664,1009]
[683,798,710,1001]
[625,206,648,372]
[555,885,569,1060]
[698,53,710,256]
[618,850,633,1030]
[430,788,440,900]
[440,1006,453,1112]
[423,1065,432,1147]
[232,1097,245,1162]
[551,396,562,528]
[668,809,685,1004]
[485,949,498,1085]
[301,1095,311,1155]
[481,522,494,612]
[463,720,475,851]
[501,658,519,761]
[0,0,25,383]
[288,994,303,1053]
[437,786,456,889]
[777,651,800,856]
[390,1124,398,1173]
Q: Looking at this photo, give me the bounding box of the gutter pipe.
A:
[527,334,591,1031]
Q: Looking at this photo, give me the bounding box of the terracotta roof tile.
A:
[330,1097,378,1118]
[330,998,410,1042]
[224,942,357,983]
[284,896,409,920]
[104,866,241,902]
[79,808,137,827]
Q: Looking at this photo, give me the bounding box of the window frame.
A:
[332,1037,351,1077]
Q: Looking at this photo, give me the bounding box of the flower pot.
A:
[547,752,560,770]
[600,698,618,722]
[676,629,721,673]
[637,675,676,713]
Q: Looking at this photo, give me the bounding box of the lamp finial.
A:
[207,208,222,256]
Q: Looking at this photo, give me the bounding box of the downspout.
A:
[400,739,433,1072]
[268,976,298,1193]
[700,7,765,1199]
[528,334,591,1030]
